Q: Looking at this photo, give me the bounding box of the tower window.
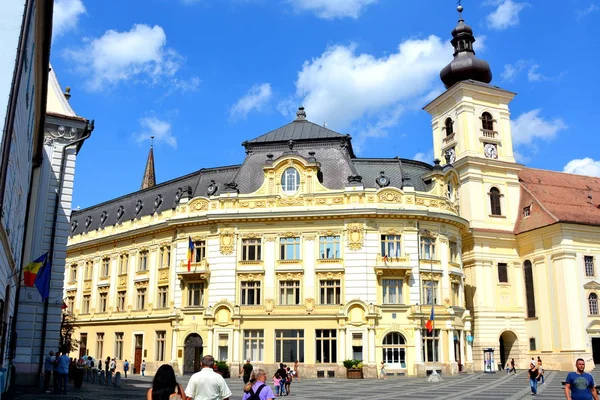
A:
[523,206,531,217]
[444,118,454,137]
[523,260,536,318]
[589,293,599,315]
[482,112,494,131]
[489,187,502,216]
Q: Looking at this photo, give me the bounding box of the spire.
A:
[440,3,493,89]
[141,136,156,190]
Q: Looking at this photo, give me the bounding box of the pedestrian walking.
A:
[537,357,545,385]
[43,350,55,393]
[509,358,516,374]
[293,360,300,381]
[379,361,387,380]
[239,359,253,384]
[242,369,275,400]
[185,355,232,400]
[57,351,70,394]
[124,360,129,378]
[275,364,287,396]
[142,360,147,376]
[147,364,187,400]
[565,358,598,400]
[528,362,541,396]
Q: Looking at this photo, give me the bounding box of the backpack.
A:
[248,384,266,400]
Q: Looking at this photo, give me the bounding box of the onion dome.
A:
[440,5,492,89]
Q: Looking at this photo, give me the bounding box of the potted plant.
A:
[343,359,364,379]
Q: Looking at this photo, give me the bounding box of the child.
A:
[273,373,281,397]
[285,367,292,396]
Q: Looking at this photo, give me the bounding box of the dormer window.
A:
[481,112,494,131]
[281,168,300,195]
[523,205,531,217]
[444,118,454,136]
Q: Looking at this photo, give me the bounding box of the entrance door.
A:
[454,339,462,371]
[134,334,143,374]
[592,338,600,364]
[184,334,203,374]
[80,333,88,359]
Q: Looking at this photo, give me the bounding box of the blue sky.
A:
[48,0,600,209]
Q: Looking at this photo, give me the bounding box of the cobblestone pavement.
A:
[6,369,597,400]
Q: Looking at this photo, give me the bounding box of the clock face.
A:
[484,143,498,159]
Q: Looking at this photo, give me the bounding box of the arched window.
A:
[382,332,407,368]
[281,168,300,194]
[590,293,599,315]
[489,187,502,216]
[523,260,536,318]
[482,112,494,131]
[445,118,454,137]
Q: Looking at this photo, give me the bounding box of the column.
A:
[208,329,214,355]
[171,329,178,361]
[414,329,423,363]
[338,328,346,362]
[233,329,240,363]
[448,330,455,363]
[368,328,375,363]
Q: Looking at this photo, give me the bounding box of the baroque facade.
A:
[65,5,600,378]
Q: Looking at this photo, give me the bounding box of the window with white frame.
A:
[67,296,74,312]
[159,246,171,269]
[84,260,93,280]
[315,329,337,363]
[117,291,126,311]
[70,264,77,282]
[156,331,166,361]
[590,293,599,315]
[319,279,341,305]
[138,251,148,272]
[420,236,436,260]
[187,283,204,307]
[585,256,595,277]
[241,281,261,305]
[194,241,206,262]
[319,236,340,259]
[118,254,128,275]
[82,295,90,313]
[422,329,439,362]
[98,292,108,312]
[115,333,123,360]
[243,329,264,362]
[136,288,146,310]
[157,285,169,308]
[101,258,110,278]
[451,282,460,306]
[96,333,104,359]
[281,168,300,194]
[280,237,301,260]
[422,280,438,305]
[489,187,502,216]
[382,279,403,304]
[449,241,459,263]
[382,332,407,368]
[275,329,304,362]
[242,238,262,261]
[381,235,401,258]
[279,280,301,305]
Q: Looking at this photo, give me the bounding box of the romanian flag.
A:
[187,237,194,272]
[425,305,434,333]
[24,253,51,300]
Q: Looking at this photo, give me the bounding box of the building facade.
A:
[65,5,600,378]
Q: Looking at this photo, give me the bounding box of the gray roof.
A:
[247,120,346,144]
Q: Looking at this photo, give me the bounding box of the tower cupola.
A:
[440,5,492,89]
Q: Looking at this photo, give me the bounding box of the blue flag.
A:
[34,254,51,300]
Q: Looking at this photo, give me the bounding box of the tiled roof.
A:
[247,120,346,143]
[514,167,600,234]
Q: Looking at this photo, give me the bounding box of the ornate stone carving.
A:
[378,190,402,203]
[316,271,344,280]
[242,233,262,239]
[319,230,340,237]
[382,228,401,235]
[189,198,209,212]
[135,280,149,288]
[238,273,263,281]
[220,229,235,255]
[304,235,315,241]
[347,223,364,251]
[277,197,304,206]
[281,232,298,238]
[305,298,315,312]
[159,270,169,282]
[265,298,274,313]
[276,272,303,280]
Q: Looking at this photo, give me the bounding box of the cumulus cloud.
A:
[413,150,434,164]
[563,158,600,177]
[576,4,599,20]
[135,116,177,149]
[230,83,273,121]
[66,24,184,91]
[53,0,86,39]
[287,0,377,19]
[487,0,529,30]
[511,109,567,147]
[292,36,451,148]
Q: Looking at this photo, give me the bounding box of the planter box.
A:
[346,368,363,379]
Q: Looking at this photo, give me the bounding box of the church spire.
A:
[440,3,493,89]
[141,136,156,190]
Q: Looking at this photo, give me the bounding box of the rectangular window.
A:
[422,329,439,362]
[70,264,77,282]
[157,285,169,308]
[319,236,340,259]
[275,329,304,363]
[67,296,74,312]
[422,280,438,305]
[156,331,166,361]
[82,295,90,314]
[319,280,341,305]
[98,292,108,312]
[159,246,171,269]
[585,256,595,277]
[96,333,104,359]
[280,237,301,260]
[529,338,536,351]
[101,258,110,278]
[138,251,148,272]
[420,237,436,260]
[380,235,402,258]
[119,254,129,275]
[451,282,460,306]
[115,333,124,360]
[117,291,126,311]
[187,283,204,307]
[241,281,261,305]
[523,206,531,217]
[279,280,301,305]
[137,288,146,310]
[242,238,262,261]
[449,241,459,263]
[315,329,337,363]
[244,329,264,362]
[194,241,206,262]
[498,263,508,283]
[382,279,403,304]
[84,261,93,280]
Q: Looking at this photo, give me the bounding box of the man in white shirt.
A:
[185,355,232,400]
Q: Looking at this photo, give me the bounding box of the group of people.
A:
[42,350,70,394]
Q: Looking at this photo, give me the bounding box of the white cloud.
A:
[487,0,529,30]
[135,116,177,149]
[230,83,273,120]
[292,36,451,149]
[67,24,183,91]
[53,0,86,39]
[501,60,551,82]
[287,0,377,19]
[413,149,434,164]
[576,4,599,20]
[563,158,600,177]
[511,109,567,147]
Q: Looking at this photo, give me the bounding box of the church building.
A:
[65,5,600,377]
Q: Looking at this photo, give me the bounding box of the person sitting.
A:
[147,364,187,400]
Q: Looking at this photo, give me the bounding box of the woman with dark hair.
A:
[146,364,187,400]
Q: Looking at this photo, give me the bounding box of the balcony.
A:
[177,260,210,281]
[374,255,411,276]
[442,132,455,144]
[481,129,497,139]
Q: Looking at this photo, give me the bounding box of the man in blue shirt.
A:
[56,351,71,394]
[565,358,599,400]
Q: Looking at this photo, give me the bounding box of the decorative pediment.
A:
[584,280,600,290]
[316,271,344,280]
[420,272,443,281]
[275,272,303,280]
[237,272,264,281]
[319,230,341,237]
[135,280,149,288]
[378,189,403,204]
[188,198,209,212]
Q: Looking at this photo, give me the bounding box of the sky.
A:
[45,0,600,209]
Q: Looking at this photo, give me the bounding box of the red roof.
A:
[514,167,600,234]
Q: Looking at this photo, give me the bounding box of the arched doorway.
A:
[184,334,203,373]
[382,332,407,369]
[499,331,518,369]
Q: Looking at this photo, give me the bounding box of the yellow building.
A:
[65,5,600,377]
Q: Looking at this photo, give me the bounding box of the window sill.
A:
[380,304,410,310]
[136,270,149,274]
[182,306,205,311]
[497,282,511,286]
[489,214,506,218]
[525,317,538,321]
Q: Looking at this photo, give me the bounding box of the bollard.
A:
[113,371,121,388]
[98,372,104,385]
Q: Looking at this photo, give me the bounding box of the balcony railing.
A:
[481,129,497,139]
[442,132,455,143]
